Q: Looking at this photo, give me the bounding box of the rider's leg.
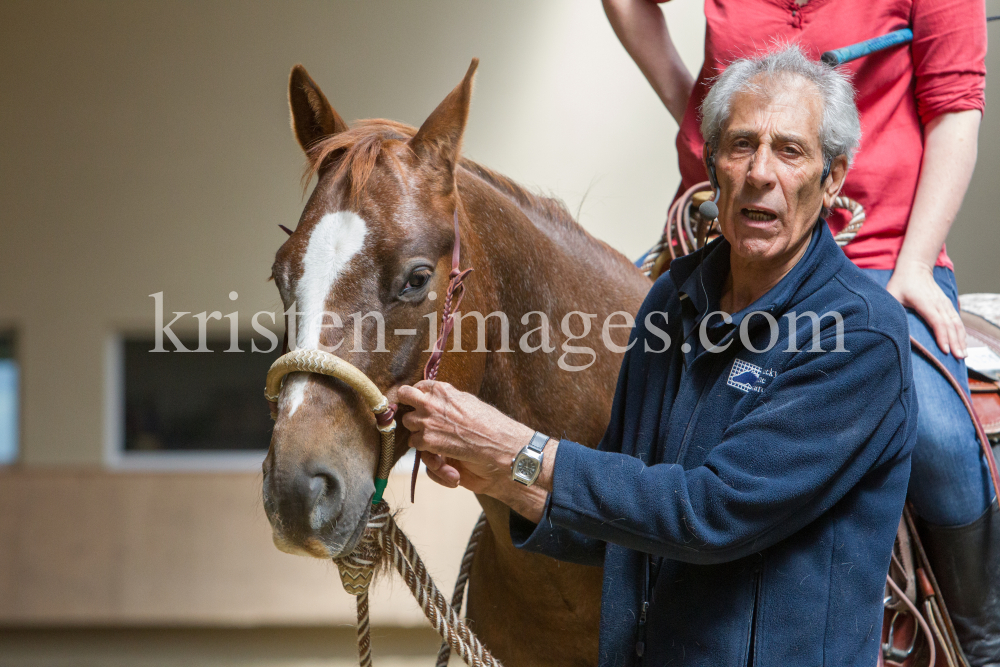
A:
[905,302,991,527]
[863,267,999,666]
[921,502,1000,667]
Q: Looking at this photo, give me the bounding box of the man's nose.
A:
[745,147,776,190]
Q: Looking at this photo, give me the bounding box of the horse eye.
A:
[401,269,432,296]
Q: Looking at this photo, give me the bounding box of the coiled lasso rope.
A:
[639,184,868,279]
[265,348,503,667]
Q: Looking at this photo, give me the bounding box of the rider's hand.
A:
[885,259,966,358]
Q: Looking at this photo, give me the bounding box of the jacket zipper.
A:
[744,568,763,667]
[673,370,715,465]
[635,554,652,663]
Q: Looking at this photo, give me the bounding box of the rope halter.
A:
[265,348,397,505]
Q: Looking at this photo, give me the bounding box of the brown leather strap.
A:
[411,210,473,502]
[910,336,1000,498]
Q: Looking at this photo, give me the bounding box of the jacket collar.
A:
[669,219,847,339]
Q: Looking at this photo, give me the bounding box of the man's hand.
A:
[397,381,553,522]
[886,259,966,358]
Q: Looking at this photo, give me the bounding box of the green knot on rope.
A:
[372,477,389,505]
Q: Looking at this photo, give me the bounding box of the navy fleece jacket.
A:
[511,221,916,667]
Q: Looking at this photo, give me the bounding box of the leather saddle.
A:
[962,296,1000,444]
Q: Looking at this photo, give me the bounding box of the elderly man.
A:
[398,46,916,666]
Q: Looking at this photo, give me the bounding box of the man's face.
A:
[712,74,840,268]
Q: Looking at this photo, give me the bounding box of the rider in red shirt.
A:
[604,0,994,662]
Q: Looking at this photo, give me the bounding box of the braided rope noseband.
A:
[265,348,397,503]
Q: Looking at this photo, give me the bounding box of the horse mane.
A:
[303,119,584,238]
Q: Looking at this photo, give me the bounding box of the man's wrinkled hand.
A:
[397,380,534,496]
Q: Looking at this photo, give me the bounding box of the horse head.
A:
[263,60,483,559]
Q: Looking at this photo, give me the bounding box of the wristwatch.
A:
[511,431,550,486]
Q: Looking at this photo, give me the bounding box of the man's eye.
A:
[401,269,432,295]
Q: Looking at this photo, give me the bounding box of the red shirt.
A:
[670,0,986,270]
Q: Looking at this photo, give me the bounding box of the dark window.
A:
[123,338,279,452]
[0,331,17,464]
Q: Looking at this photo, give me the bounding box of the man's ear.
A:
[408,59,478,191]
[289,65,349,159]
[702,143,718,189]
[821,155,849,209]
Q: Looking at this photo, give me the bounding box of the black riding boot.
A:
[921,500,1000,667]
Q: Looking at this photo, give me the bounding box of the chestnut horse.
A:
[262,59,650,666]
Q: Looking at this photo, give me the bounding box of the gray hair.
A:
[699,45,861,167]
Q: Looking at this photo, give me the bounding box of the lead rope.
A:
[436,513,489,667]
[336,504,501,667]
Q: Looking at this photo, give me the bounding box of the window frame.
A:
[104,334,269,472]
[0,327,20,467]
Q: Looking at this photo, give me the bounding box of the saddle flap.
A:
[959,300,1000,436]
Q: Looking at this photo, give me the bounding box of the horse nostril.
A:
[308,475,326,505]
[305,467,343,530]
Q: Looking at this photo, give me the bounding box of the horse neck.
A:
[456,174,648,429]
[441,176,645,629]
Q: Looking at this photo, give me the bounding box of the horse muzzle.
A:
[264,461,373,559]
[262,349,396,559]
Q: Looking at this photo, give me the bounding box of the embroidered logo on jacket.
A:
[727,359,762,392]
[727,359,778,393]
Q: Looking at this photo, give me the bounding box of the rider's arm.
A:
[887,109,980,357]
[602,0,694,124]
[883,0,986,358]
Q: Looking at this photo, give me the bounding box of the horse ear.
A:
[288,64,349,157]
[408,59,479,180]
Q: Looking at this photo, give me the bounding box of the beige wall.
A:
[0,469,481,627]
[949,0,1000,294]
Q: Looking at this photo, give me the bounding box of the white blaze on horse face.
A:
[284,211,368,416]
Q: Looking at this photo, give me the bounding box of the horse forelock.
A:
[303,119,582,238]
[303,119,414,205]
